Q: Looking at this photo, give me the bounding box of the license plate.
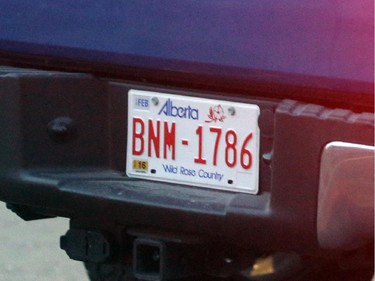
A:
[126,90,260,194]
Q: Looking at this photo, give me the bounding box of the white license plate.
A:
[126,90,260,194]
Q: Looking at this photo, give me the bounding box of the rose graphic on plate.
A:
[205,105,226,123]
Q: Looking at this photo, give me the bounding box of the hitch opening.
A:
[134,239,164,281]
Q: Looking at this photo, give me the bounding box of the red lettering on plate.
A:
[194,126,207,164]
[210,127,222,166]
[225,130,237,167]
[164,122,176,160]
[132,117,145,156]
[148,119,160,158]
[240,132,253,170]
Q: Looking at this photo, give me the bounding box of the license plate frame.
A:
[126,90,260,194]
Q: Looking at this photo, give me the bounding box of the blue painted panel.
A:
[0,0,373,82]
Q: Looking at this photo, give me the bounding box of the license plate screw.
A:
[151,97,159,106]
[225,258,233,264]
[228,106,236,116]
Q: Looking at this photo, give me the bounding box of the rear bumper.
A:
[0,67,373,253]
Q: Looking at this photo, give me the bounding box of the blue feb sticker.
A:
[134,96,150,110]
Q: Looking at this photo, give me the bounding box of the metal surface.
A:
[317,141,374,249]
[0,1,373,115]
[0,0,372,83]
[127,90,260,193]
